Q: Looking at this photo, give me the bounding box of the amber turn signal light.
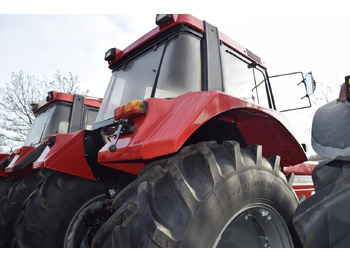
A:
[114,100,148,121]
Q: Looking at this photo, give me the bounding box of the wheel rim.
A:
[64,194,106,248]
[214,204,294,248]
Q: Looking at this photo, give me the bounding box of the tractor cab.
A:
[95,15,276,130]
[4,91,101,177]
[26,91,99,146]
[95,15,315,130]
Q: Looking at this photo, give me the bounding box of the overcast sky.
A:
[1,1,349,98]
[1,0,349,154]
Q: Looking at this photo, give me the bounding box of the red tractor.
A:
[14,14,316,248]
[284,161,317,199]
[0,91,101,247]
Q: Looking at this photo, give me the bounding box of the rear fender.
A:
[0,154,10,163]
[99,91,306,174]
[33,130,97,181]
[220,108,307,165]
[5,145,45,177]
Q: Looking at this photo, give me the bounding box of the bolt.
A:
[244,212,252,220]
[260,209,269,217]
[107,189,117,199]
[109,144,117,152]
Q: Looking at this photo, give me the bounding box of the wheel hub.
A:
[214,204,294,248]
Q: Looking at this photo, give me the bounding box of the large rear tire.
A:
[0,169,53,247]
[14,171,127,247]
[0,176,18,202]
[92,141,299,248]
[293,158,350,247]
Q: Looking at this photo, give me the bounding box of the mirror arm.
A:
[297,78,305,86]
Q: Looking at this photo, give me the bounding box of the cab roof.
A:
[106,14,265,70]
[31,91,101,113]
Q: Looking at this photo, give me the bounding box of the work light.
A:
[155,14,173,27]
[105,48,116,62]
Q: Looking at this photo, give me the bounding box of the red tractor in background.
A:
[13,14,317,248]
[0,91,101,247]
[284,161,317,199]
[4,91,100,177]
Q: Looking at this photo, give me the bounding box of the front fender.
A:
[5,145,45,177]
[33,130,97,181]
[98,91,306,173]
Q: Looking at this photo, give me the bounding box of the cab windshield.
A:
[95,33,202,125]
[24,103,71,146]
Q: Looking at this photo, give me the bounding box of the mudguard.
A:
[293,158,350,247]
[5,144,46,177]
[31,130,131,182]
[99,91,307,174]
[33,130,97,181]
[312,99,350,159]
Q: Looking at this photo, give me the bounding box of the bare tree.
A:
[41,70,89,95]
[0,132,7,153]
[0,71,88,151]
[311,81,340,106]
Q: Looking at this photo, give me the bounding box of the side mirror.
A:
[269,71,316,112]
[305,72,316,95]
